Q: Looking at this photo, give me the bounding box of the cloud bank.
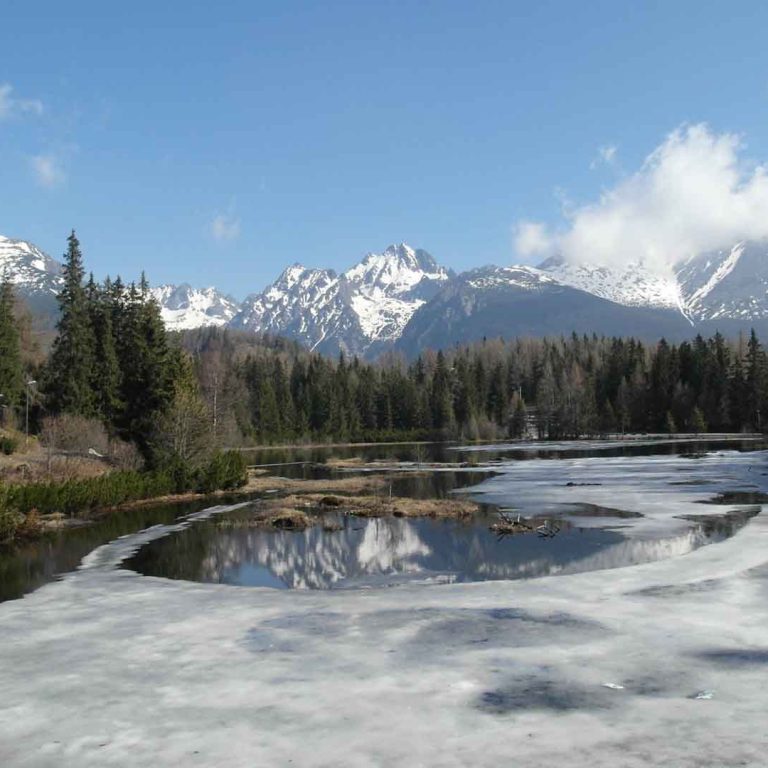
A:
[515,124,768,273]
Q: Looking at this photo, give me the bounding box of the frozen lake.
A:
[1,437,768,766]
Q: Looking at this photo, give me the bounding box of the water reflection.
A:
[125,508,747,590]
[0,495,248,602]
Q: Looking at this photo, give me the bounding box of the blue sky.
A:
[2,1,768,297]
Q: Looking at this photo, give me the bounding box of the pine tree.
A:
[431,351,454,432]
[745,329,767,431]
[153,352,211,466]
[0,278,23,408]
[509,395,527,438]
[87,276,122,425]
[44,231,96,416]
[118,281,174,456]
[691,406,707,435]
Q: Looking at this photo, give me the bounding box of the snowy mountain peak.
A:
[344,243,450,295]
[0,235,63,318]
[232,243,453,356]
[150,284,239,331]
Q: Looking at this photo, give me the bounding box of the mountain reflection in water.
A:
[125,510,744,590]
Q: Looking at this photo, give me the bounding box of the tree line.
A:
[181,325,768,443]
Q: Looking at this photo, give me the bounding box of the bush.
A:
[0,488,22,543]
[40,414,111,456]
[0,448,250,544]
[0,450,248,523]
[0,435,18,456]
[198,450,248,493]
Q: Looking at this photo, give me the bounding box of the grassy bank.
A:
[0,450,248,544]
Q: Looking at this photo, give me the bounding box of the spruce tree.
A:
[745,329,767,431]
[87,276,122,425]
[0,278,23,408]
[44,231,96,416]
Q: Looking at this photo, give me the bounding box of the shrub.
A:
[40,414,111,456]
[0,449,249,542]
[0,435,18,456]
[198,450,248,494]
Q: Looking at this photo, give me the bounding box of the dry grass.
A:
[239,490,479,529]
[0,452,111,485]
[241,470,389,495]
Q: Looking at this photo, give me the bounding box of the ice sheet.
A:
[1,453,768,766]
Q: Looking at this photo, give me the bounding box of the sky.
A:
[2,0,768,297]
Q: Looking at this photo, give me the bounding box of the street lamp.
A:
[25,380,36,446]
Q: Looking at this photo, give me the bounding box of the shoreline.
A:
[232,432,765,452]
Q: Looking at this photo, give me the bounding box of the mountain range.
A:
[2,233,768,357]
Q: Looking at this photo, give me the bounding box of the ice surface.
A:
[2,452,768,766]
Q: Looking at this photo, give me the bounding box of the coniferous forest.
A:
[181,324,768,444]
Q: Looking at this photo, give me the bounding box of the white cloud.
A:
[30,154,65,188]
[0,83,43,121]
[514,221,555,259]
[515,124,768,273]
[590,144,617,169]
[211,212,240,242]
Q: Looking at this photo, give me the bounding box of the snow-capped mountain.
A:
[345,245,452,342]
[150,284,240,331]
[5,230,768,356]
[0,235,63,319]
[538,256,682,310]
[232,244,452,356]
[396,264,689,356]
[537,240,768,325]
[676,241,768,322]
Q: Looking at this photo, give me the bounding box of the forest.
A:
[181,318,768,444]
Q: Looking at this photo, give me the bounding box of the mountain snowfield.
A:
[3,233,768,354]
[149,284,240,331]
[0,235,61,289]
[538,256,683,310]
[231,243,452,356]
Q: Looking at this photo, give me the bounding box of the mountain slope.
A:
[150,284,240,330]
[539,255,682,310]
[232,244,452,356]
[396,265,693,356]
[675,241,768,322]
[0,235,63,318]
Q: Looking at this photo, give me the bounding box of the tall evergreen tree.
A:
[0,278,23,408]
[745,329,767,431]
[44,231,96,416]
[87,275,122,424]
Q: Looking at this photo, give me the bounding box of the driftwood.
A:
[490,511,534,536]
[490,511,561,539]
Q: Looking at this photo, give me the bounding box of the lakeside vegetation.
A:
[0,232,247,542]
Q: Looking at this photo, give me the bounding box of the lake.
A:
[1,436,765,600]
